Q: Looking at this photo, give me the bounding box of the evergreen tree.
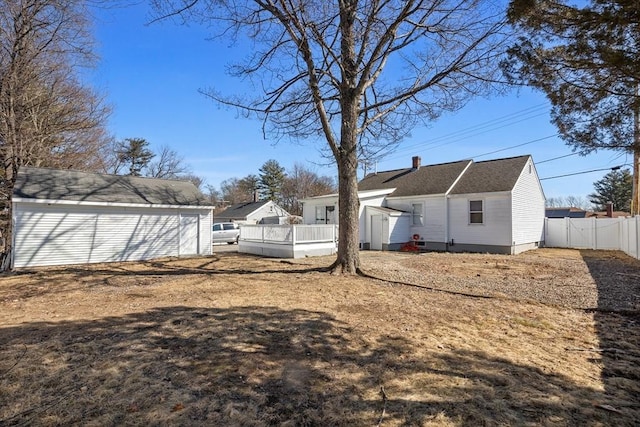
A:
[505,0,640,214]
[115,138,155,176]
[258,160,286,202]
[588,169,632,212]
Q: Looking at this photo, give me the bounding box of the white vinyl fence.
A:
[544,217,640,260]
[238,224,338,258]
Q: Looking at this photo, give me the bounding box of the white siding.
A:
[301,197,338,224]
[14,203,212,268]
[358,195,387,243]
[511,159,546,245]
[448,195,512,245]
[387,196,446,242]
[388,215,411,244]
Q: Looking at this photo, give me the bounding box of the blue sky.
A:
[90,3,630,200]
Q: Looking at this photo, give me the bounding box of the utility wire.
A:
[471,134,558,159]
[540,166,622,181]
[536,152,580,164]
[382,103,550,163]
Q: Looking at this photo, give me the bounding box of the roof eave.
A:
[12,197,214,210]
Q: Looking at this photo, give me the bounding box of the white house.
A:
[12,167,214,268]
[214,200,291,224]
[301,155,546,255]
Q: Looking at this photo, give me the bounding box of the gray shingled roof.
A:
[214,201,270,221]
[448,155,530,194]
[358,155,531,197]
[358,160,472,196]
[13,167,207,206]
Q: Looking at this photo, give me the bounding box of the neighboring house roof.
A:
[545,207,589,218]
[358,155,532,197]
[13,167,207,206]
[587,211,630,219]
[359,160,471,197]
[448,155,531,195]
[215,200,288,221]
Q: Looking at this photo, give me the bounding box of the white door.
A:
[180,214,199,255]
[371,215,383,250]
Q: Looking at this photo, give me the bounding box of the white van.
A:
[212,222,240,244]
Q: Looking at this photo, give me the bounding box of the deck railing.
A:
[239,224,338,258]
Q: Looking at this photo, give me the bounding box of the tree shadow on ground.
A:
[0,254,325,302]
[579,250,640,424]
[0,305,633,426]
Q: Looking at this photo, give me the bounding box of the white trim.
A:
[12,197,214,210]
[300,188,395,203]
[448,190,511,198]
[445,160,474,195]
[386,193,445,201]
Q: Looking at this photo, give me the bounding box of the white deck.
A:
[238,224,337,258]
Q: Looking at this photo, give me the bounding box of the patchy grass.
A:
[0,249,638,426]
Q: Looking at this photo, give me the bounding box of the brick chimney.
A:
[412,156,421,170]
[606,201,613,218]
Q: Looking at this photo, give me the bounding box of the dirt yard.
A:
[0,248,638,426]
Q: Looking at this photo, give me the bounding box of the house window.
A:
[469,200,483,224]
[316,205,336,224]
[412,203,423,226]
[315,206,326,224]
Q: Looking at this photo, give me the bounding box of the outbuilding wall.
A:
[13,202,212,268]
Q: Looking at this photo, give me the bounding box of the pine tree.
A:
[588,169,633,212]
[258,160,286,202]
[115,138,155,176]
[505,0,640,214]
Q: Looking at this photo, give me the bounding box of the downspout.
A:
[445,194,450,251]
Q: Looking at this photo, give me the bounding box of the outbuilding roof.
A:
[13,167,207,206]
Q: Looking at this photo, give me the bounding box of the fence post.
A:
[565,217,570,248]
[292,225,297,245]
[637,216,640,260]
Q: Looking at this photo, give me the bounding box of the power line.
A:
[536,152,580,164]
[471,134,558,159]
[540,166,622,181]
[381,103,550,163]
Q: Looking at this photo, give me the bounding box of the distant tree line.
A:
[547,168,633,212]
[205,159,336,216]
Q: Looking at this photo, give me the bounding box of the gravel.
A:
[357,248,640,312]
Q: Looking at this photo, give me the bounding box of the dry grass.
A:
[0,248,639,426]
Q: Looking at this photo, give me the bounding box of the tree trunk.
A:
[329,0,361,274]
[332,147,360,274]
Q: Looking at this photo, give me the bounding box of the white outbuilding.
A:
[12,167,214,268]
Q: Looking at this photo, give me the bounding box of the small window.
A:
[223,223,236,230]
[213,224,222,231]
[469,200,483,224]
[315,206,326,224]
[412,203,423,226]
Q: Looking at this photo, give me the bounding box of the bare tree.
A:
[281,163,336,215]
[546,196,591,211]
[152,0,508,273]
[146,145,190,178]
[220,176,256,204]
[0,0,111,269]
